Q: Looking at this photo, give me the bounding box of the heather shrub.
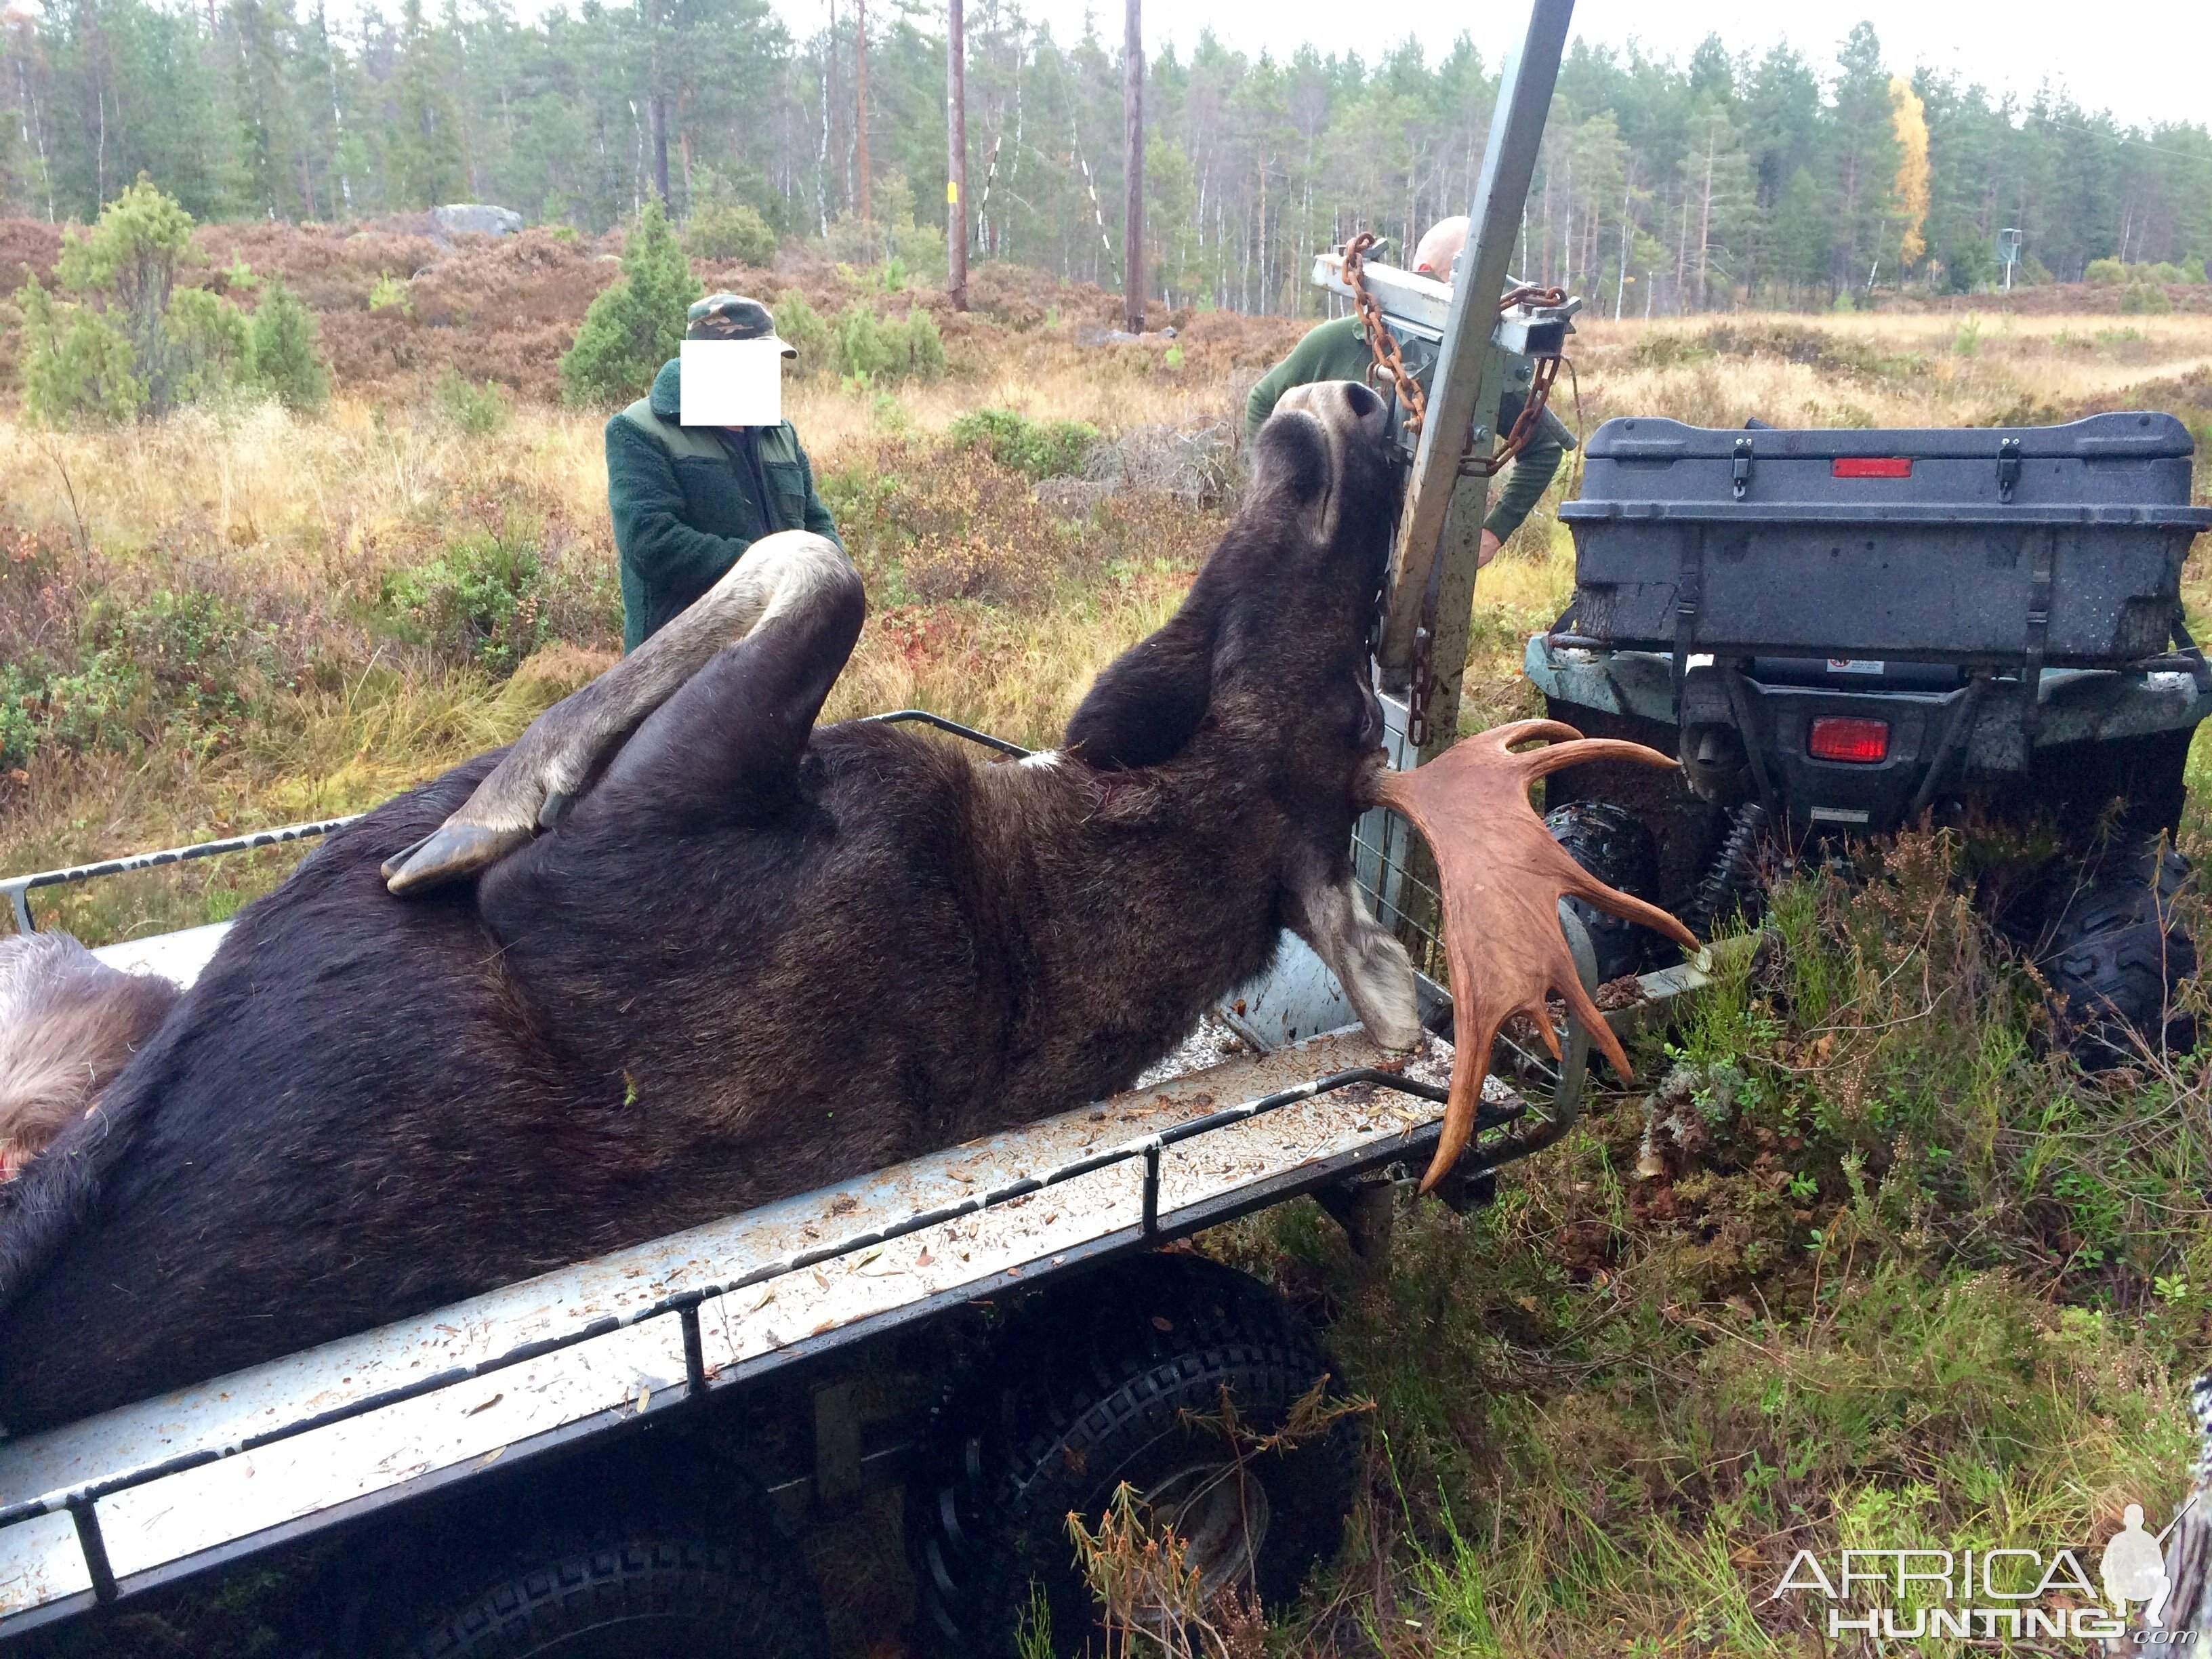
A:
[0,663,37,771]
[3,583,268,763]
[382,527,550,676]
[947,407,1098,480]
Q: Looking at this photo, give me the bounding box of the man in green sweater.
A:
[607,293,844,653]
[1244,217,1565,567]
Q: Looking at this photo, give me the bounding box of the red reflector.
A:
[1832,456,1913,478]
[1808,716,1890,763]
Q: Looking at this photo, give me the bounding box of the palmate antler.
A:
[1375,720,1699,1191]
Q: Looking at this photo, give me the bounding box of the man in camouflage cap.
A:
[605,293,844,652]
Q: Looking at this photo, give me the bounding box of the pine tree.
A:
[1828,23,1901,294]
[390,0,463,207]
[2,0,2208,312]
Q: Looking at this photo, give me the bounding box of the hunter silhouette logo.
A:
[2104,1496,2200,1627]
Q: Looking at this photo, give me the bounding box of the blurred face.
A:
[679,339,784,427]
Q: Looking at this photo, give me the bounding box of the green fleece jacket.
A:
[607,359,844,653]
[1243,314,1566,542]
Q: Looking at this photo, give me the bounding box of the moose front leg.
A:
[1282,848,1422,1052]
[384,533,861,895]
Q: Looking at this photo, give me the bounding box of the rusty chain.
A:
[1463,283,1568,478]
[1342,249,1572,749]
[1463,351,1563,478]
[1343,232,1427,436]
[1343,244,1571,478]
[1406,615,1435,750]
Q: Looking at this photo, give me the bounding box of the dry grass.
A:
[1568,312,2212,445]
[10,304,2212,929]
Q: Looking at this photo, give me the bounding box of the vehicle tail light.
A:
[1832,457,1912,478]
[1808,716,1890,763]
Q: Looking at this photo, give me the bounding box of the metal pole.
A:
[1376,0,1574,759]
[1122,0,1143,333]
[946,0,967,310]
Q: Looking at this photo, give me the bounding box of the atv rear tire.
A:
[1544,800,1662,981]
[907,1254,1359,1659]
[2035,840,2197,1067]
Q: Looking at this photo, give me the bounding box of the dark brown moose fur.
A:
[0,934,180,1180]
[0,382,1404,1433]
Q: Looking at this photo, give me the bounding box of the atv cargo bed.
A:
[1560,412,2212,668]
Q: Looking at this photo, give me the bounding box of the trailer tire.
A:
[2036,841,2197,1068]
[403,1532,829,1658]
[907,1254,1359,1658]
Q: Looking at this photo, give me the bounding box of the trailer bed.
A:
[0,1022,1475,1637]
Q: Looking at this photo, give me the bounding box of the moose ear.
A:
[1065,604,1216,771]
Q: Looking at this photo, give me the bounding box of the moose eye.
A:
[1349,677,1383,746]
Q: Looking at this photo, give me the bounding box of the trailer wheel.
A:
[907,1254,1359,1658]
[403,1532,829,1658]
[2035,840,2197,1068]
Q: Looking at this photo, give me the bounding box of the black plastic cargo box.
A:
[1559,413,2212,668]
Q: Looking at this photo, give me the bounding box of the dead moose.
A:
[0,382,1687,1433]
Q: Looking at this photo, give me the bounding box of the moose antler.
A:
[1374,720,1699,1191]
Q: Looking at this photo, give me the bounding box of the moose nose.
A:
[1342,380,1382,421]
[1279,380,1385,432]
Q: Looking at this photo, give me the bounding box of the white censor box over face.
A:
[679,339,784,428]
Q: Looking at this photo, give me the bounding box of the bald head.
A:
[1412,216,1470,280]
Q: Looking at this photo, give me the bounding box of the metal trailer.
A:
[0,3,1614,1651]
[0,788,1500,1651]
[0,709,1704,1656]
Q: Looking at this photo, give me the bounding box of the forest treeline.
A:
[7,0,2211,315]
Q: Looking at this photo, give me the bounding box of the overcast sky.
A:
[755,0,2211,132]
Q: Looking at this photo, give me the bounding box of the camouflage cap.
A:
[686,293,797,355]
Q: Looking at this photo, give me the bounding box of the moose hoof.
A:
[381,820,533,895]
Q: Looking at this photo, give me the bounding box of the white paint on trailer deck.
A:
[0,1515,87,1616]
[88,922,232,988]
